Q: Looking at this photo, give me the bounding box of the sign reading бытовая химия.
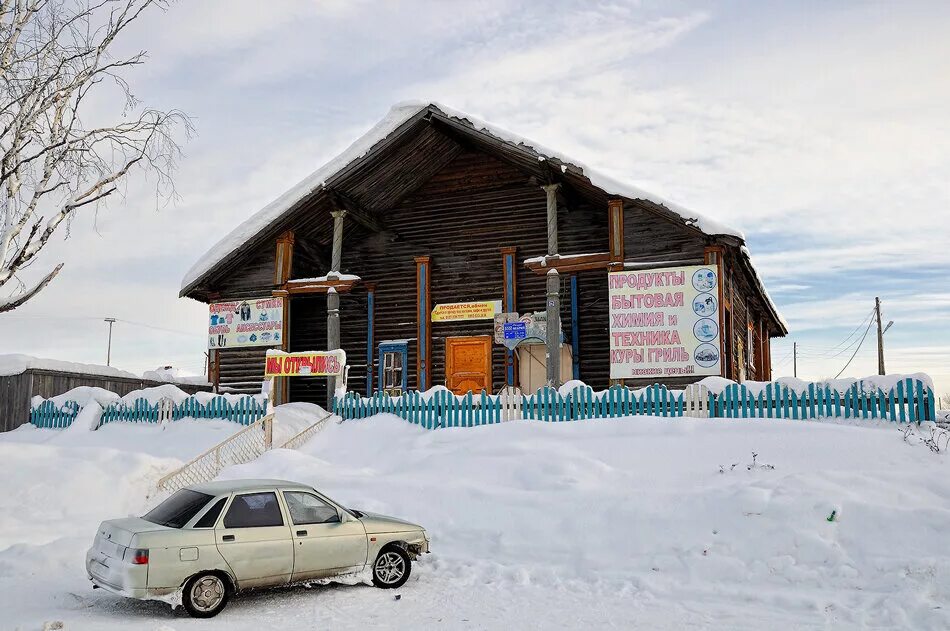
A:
[608,266,722,379]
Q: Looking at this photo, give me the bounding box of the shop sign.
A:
[264,350,346,377]
[431,300,501,322]
[608,265,722,379]
[208,297,283,349]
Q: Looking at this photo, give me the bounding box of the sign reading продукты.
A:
[208,297,283,349]
[608,265,722,379]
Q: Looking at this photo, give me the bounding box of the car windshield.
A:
[143,489,214,528]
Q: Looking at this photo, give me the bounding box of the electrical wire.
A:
[833,315,876,379]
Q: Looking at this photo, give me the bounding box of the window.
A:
[747,325,756,371]
[222,492,284,528]
[378,343,407,394]
[193,497,227,529]
[283,492,340,525]
[143,489,213,529]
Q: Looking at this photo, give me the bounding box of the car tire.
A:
[182,571,230,618]
[372,545,412,589]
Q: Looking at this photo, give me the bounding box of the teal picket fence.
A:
[333,378,936,428]
[31,395,267,429]
[30,400,81,428]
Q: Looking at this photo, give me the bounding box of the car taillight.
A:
[129,548,149,565]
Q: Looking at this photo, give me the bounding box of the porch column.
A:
[542,183,561,387]
[570,274,580,380]
[326,209,346,408]
[501,247,517,386]
[365,282,377,395]
[415,256,432,390]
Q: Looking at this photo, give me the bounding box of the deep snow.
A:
[1,415,948,629]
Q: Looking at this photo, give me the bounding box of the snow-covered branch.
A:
[0,0,190,312]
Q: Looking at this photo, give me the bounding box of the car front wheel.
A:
[372,546,411,589]
[183,571,230,618]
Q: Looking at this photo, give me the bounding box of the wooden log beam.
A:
[524,252,611,275]
[327,189,391,234]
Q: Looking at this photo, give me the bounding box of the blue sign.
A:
[503,322,527,339]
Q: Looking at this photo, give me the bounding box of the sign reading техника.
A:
[264,350,346,377]
[431,300,502,322]
[608,265,722,379]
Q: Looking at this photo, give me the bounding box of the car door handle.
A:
[296,530,307,536]
[222,535,235,542]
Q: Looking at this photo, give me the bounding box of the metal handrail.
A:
[278,411,336,450]
[156,413,274,492]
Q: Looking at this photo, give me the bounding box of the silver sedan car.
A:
[86,479,430,618]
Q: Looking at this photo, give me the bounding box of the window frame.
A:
[282,490,342,526]
[220,491,286,529]
[142,488,214,529]
[191,496,228,529]
[378,342,408,394]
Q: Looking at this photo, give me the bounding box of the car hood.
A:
[356,511,424,534]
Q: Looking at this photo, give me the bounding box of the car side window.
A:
[284,491,340,525]
[193,497,227,529]
[222,492,284,528]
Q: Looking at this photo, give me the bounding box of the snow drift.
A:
[1,413,947,629]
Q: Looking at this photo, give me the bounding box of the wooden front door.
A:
[445,336,492,395]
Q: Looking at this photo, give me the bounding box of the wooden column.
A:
[570,274,580,380]
[542,183,561,387]
[704,246,727,379]
[415,256,432,390]
[608,199,624,263]
[501,247,517,386]
[274,231,294,285]
[327,210,346,407]
[274,290,291,405]
[365,282,377,395]
[273,234,293,404]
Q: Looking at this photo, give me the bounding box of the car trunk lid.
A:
[93,517,171,559]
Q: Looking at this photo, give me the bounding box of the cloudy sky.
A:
[1,0,948,396]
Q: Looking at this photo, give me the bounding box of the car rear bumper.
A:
[86,547,149,599]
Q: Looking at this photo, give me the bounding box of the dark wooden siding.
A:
[0,372,32,432]
[211,143,779,396]
[623,202,707,263]
[287,149,616,394]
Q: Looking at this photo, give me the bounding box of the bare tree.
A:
[941,392,950,411]
[0,0,189,312]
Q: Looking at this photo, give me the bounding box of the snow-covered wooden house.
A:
[181,103,786,404]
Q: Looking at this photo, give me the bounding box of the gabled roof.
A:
[180,102,786,334]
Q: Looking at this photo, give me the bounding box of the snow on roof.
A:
[0,354,139,379]
[181,102,748,293]
[180,102,426,293]
[179,102,783,331]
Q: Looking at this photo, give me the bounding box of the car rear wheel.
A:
[183,572,230,618]
[372,546,411,589]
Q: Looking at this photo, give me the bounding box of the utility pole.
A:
[793,342,797,378]
[104,318,116,366]
[875,296,885,375]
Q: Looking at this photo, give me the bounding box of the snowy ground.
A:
[1,415,948,630]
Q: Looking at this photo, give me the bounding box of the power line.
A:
[834,315,876,379]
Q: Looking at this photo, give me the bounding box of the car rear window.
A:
[143,489,213,529]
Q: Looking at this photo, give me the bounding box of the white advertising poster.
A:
[208,297,284,349]
[608,265,721,379]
